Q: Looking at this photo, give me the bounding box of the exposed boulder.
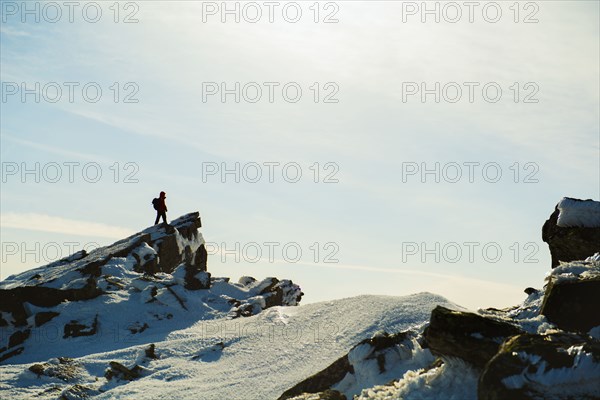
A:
[63,315,98,338]
[228,277,303,318]
[0,212,303,364]
[479,333,600,400]
[279,331,418,400]
[104,361,144,381]
[8,329,31,348]
[35,311,60,327]
[423,306,523,368]
[29,357,84,382]
[144,344,158,360]
[60,384,100,400]
[131,243,159,274]
[540,259,600,333]
[278,350,351,400]
[542,198,600,268]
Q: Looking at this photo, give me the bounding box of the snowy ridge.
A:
[0,293,453,399]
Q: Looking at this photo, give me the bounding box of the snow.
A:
[478,289,557,335]
[586,252,600,262]
[502,347,600,397]
[334,328,435,398]
[548,259,600,284]
[0,293,453,400]
[556,197,600,228]
[355,358,478,400]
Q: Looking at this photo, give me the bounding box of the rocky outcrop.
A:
[542,198,600,268]
[540,259,600,333]
[105,361,144,381]
[279,331,418,400]
[0,212,303,364]
[63,315,98,338]
[423,306,523,368]
[29,357,84,382]
[226,277,304,319]
[479,333,600,400]
[279,353,351,400]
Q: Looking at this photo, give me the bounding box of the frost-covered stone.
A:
[479,333,600,400]
[423,306,523,368]
[279,330,431,400]
[540,259,600,333]
[542,198,600,268]
[0,212,302,364]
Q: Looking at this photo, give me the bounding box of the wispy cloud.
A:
[2,133,116,165]
[0,213,133,239]
[0,25,33,38]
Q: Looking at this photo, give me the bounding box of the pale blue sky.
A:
[1,1,599,309]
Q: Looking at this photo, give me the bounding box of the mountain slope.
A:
[0,293,454,399]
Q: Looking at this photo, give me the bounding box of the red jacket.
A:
[157,197,167,212]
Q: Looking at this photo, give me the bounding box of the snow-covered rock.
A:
[0,212,303,365]
[556,197,600,228]
[479,333,600,400]
[542,198,600,268]
[540,258,600,333]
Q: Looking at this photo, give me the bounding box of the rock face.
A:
[279,331,420,400]
[479,333,600,400]
[0,212,303,364]
[540,259,600,333]
[423,306,523,369]
[542,198,600,268]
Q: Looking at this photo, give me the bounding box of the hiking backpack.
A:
[152,198,160,210]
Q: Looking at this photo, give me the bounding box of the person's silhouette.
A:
[154,191,168,225]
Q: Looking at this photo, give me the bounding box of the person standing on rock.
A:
[154,191,168,225]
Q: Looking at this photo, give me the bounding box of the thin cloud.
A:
[0,25,33,38]
[1,213,133,239]
[2,133,116,165]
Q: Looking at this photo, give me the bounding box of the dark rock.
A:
[144,344,158,360]
[29,357,83,382]
[0,346,24,362]
[8,329,30,348]
[105,361,143,381]
[523,287,537,295]
[228,303,256,319]
[423,306,523,368]
[0,278,102,327]
[131,244,159,274]
[29,363,45,376]
[0,314,8,327]
[256,277,280,294]
[238,276,256,286]
[279,331,414,400]
[194,244,208,271]
[542,202,600,268]
[35,311,60,327]
[60,384,99,400]
[128,322,149,334]
[183,264,211,290]
[63,315,98,338]
[279,354,351,400]
[263,279,303,308]
[479,332,600,400]
[540,274,600,333]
